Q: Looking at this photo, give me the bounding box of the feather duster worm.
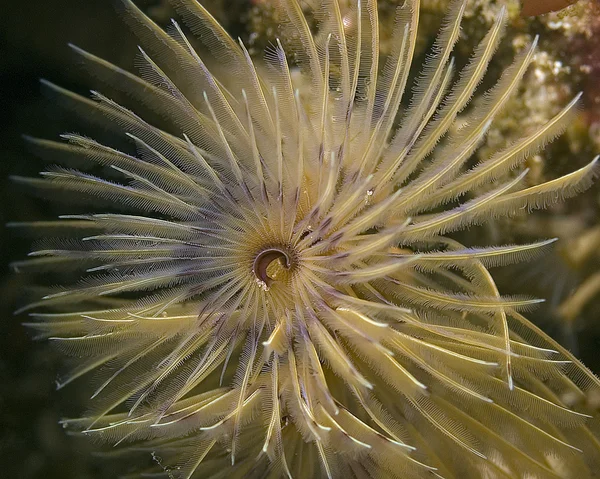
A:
[12,0,600,477]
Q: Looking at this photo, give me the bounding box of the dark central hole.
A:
[252,248,292,290]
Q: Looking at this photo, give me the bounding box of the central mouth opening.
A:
[252,247,294,291]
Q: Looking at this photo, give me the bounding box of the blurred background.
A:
[1,0,599,477]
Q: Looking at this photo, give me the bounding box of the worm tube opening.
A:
[252,247,294,291]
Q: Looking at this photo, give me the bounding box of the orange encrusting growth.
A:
[521,0,578,17]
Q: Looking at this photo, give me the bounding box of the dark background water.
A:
[1,3,134,477]
[1,0,599,477]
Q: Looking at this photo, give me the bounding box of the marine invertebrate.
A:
[12,0,600,477]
